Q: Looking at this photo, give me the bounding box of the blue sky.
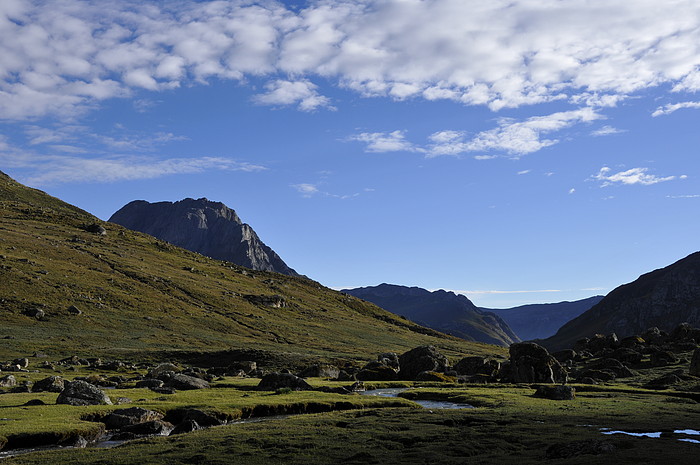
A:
[1,0,699,307]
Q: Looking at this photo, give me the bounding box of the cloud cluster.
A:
[3,0,700,119]
[350,108,601,157]
[592,167,682,187]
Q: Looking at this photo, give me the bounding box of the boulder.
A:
[398,346,449,380]
[85,223,107,235]
[690,348,700,376]
[356,362,399,381]
[608,348,643,365]
[67,305,82,315]
[585,358,636,378]
[642,327,668,345]
[552,350,577,363]
[228,361,257,374]
[415,371,457,382]
[170,419,202,435]
[24,308,45,320]
[297,364,340,379]
[508,342,567,384]
[644,373,682,390]
[243,294,286,308]
[119,420,173,436]
[257,372,313,391]
[12,358,29,368]
[33,375,65,392]
[104,407,164,429]
[0,375,17,388]
[165,408,226,427]
[135,379,164,389]
[650,350,679,367]
[534,385,575,400]
[165,374,210,390]
[56,380,112,406]
[147,363,181,379]
[377,352,400,370]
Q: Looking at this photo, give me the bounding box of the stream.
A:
[360,388,474,410]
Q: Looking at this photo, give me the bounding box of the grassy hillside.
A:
[0,172,501,363]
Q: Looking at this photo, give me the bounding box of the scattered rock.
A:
[12,358,29,368]
[644,373,682,390]
[257,372,313,391]
[650,350,678,367]
[377,352,400,370]
[166,408,226,427]
[119,420,173,436]
[33,375,65,392]
[147,363,181,379]
[608,348,643,365]
[23,399,46,406]
[227,361,257,375]
[56,380,112,406]
[534,385,575,400]
[356,361,399,381]
[415,371,456,382]
[58,435,88,448]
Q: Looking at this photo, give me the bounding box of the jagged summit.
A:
[109,198,299,276]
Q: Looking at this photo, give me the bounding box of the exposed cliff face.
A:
[342,284,520,347]
[484,296,604,341]
[540,252,700,351]
[109,198,299,276]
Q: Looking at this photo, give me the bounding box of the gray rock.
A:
[56,380,112,406]
[690,348,700,376]
[24,308,45,320]
[650,350,679,367]
[534,385,576,400]
[508,342,567,384]
[119,420,173,436]
[33,375,65,392]
[257,372,313,391]
[0,375,17,388]
[398,346,449,380]
[12,358,29,368]
[297,364,340,379]
[104,407,164,429]
[356,362,399,381]
[170,419,202,435]
[67,305,82,315]
[135,379,164,389]
[165,374,210,390]
[85,224,107,235]
[147,363,181,379]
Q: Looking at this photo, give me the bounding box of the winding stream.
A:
[360,388,474,410]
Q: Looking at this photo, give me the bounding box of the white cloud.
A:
[252,79,334,111]
[356,107,601,157]
[474,155,497,160]
[592,166,677,187]
[667,194,700,199]
[292,183,320,197]
[569,188,576,194]
[517,170,531,175]
[1,1,700,119]
[651,101,700,117]
[591,125,625,136]
[349,130,421,153]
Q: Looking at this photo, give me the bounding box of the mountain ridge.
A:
[540,252,700,351]
[342,283,519,347]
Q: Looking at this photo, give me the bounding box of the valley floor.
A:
[1,373,699,464]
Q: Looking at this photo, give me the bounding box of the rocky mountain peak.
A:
[109,198,298,276]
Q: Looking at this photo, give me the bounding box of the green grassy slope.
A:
[0,172,501,362]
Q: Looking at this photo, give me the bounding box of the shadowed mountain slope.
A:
[484,296,604,341]
[0,171,501,362]
[540,252,700,351]
[342,284,519,347]
[109,198,298,276]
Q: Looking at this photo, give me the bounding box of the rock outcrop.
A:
[109,198,299,276]
[56,380,112,406]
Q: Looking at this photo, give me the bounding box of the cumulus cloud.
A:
[591,125,625,136]
[592,167,677,187]
[651,101,700,117]
[349,130,421,153]
[253,79,334,111]
[1,1,700,120]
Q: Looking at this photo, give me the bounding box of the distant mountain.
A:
[342,284,519,347]
[540,252,700,351]
[109,198,299,276]
[483,296,604,341]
